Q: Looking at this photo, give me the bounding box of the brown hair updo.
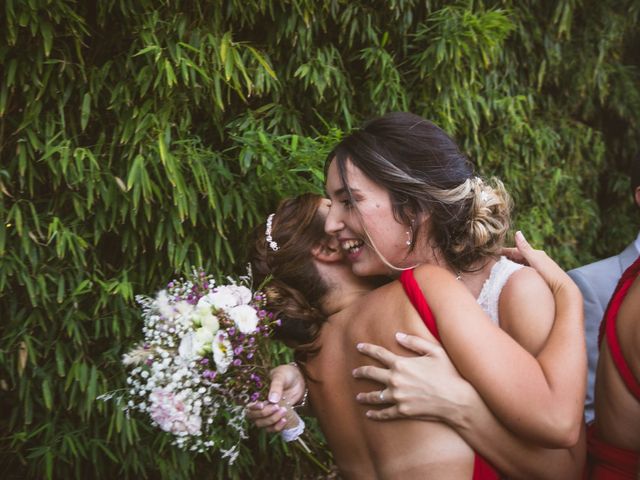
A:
[250,193,330,363]
[325,112,512,273]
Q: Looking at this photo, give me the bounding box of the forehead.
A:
[325,157,381,197]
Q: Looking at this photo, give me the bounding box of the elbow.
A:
[555,424,581,449]
[541,413,582,448]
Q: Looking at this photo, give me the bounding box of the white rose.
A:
[212,331,233,374]
[229,304,259,333]
[191,303,220,333]
[193,327,214,354]
[200,312,219,333]
[205,287,239,310]
[229,285,252,305]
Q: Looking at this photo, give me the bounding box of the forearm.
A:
[451,383,586,480]
[535,281,587,439]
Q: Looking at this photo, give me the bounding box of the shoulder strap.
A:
[599,255,640,401]
[399,269,440,342]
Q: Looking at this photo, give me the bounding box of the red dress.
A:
[587,256,640,479]
[400,269,500,480]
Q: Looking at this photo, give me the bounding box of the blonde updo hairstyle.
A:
[250,193,330,364]
[326,112,511,273]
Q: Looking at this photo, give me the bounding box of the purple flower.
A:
[247,353,254,360]
[200,358,209,365]
[228,327,236,336]
[202,369,217,380]
[250,392,260,402]
[233,346,243,355]
[232,359,241,367]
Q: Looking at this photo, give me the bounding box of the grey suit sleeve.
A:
[567,269,603,424]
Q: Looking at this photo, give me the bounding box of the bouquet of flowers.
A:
[107,268,304,464]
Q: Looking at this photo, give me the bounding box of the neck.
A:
[315,263,374,316]
[321,282,372,316]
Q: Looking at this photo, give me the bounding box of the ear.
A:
[311,237,342,263]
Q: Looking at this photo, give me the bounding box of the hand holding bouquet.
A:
[108,268,304,464]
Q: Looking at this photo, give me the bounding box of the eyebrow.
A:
[325,186,361,198]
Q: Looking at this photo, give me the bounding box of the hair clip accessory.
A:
[265,213,279,251]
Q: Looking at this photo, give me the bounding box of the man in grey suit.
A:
[568,155,640,423]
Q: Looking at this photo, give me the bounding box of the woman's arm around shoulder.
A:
[410,253,585,447]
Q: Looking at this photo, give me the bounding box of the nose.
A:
[324,201,344,236]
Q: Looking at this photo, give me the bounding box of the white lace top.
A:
[476,256,524,325]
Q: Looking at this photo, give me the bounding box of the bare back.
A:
[593,274,640,450]
[305,280,474,480]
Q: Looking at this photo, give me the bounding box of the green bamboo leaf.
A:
[164,59,177,87]
[0,222,5,255]
[133,45,161,57]
[158,134,168,165]
[0,84,7,117]
[126,155,144,190]
[40,20,53,57]
[87,365,98,404]
[55,343,65,377]
[42,378,53,410]
[80,93,91,131]
[246,46,277,80]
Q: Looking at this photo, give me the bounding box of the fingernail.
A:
[279,417,287,424]
[279,407,288,414]
[395,332,406,340]
[516,231,526,242]
[352,368,359,377]
[365,411,373,418]
[355,394,363,402]
[268,392,280,403]
[356,343,364,351]
[256,402,263,410]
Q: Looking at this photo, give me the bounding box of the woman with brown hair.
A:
[249,190,585,478]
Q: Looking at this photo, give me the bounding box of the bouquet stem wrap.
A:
[278,400,305,443]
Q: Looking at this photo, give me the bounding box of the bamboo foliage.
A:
[1,0,639,478]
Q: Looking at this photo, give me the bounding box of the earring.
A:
[405,225,413,246]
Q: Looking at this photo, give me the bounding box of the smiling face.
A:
[325,158,415,277]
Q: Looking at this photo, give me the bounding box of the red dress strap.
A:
[399,268,499,480]
[587,423,639,478]
[399,269,440,342]
[599,255,640,401]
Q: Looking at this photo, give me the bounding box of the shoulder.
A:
[498,266,555,355]
[501,265,553,303]
[411,264,459,287]
[568,255,620,283]
[411,264,475,308]
[412,264,465,293]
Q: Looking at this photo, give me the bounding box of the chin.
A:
[351,261,388,279]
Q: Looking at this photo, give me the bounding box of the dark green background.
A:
[1,0,638,478]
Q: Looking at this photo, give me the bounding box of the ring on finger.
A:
[379,390,385,402]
